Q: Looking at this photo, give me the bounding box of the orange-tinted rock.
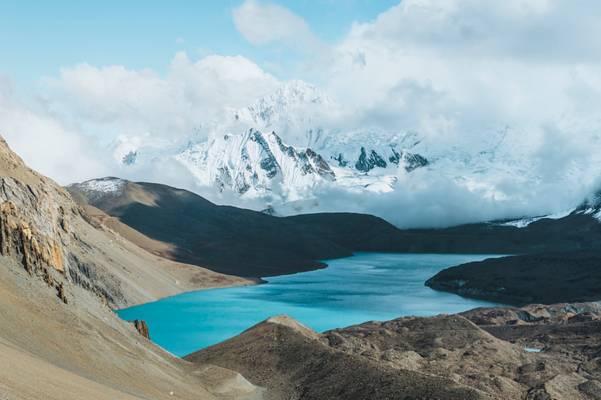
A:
[131,320,150,339]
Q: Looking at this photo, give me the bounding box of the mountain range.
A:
[105,80,601,226]
[109,81,522,214]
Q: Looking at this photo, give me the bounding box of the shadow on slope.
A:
[70,178,601,279]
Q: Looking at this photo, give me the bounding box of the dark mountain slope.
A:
[69,177,601,278]
[426,251,601,305]
[424,196,601,305]
[365,214,599,254]
[69,179,357,277]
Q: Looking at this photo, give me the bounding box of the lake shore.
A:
[117,253,501,355]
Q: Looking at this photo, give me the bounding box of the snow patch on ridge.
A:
[75,177,126,195]
[498,210,574,228]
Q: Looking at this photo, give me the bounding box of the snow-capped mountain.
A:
[489,187,601,229]
[229,80,341,148]
[314,130,428,173]
[177,129,336,201]
[573,189,601,221]
[170,82,432,200]
[175,127,430,201]
[106,81,432,204]
[67,176,127,203]
[227,81,428,174]
[104,80,601,221]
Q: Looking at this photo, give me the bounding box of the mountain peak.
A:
[256,315,321,340]
[0,136,21,167]
[177,129,336,200]
[231,80,338,147]
[0,135,41,184]
[267,80,328,104]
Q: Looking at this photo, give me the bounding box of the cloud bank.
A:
[0,78,109,184]
[46,52,280,144]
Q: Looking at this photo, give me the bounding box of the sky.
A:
[2,0,601,227]
[0,0,397,86]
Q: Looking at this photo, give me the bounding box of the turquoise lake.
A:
[117,253,501,356]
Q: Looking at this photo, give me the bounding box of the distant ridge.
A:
[69,177,394,277]
[70,176,601,279]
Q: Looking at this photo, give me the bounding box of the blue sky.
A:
[1,0,398,86]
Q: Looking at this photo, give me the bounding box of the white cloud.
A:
[344,0,601,63]
[298,0,601,225]
[233,0,321,51]
[46,52,280,143]
[1,52,281,186]
[324,0,601,144]
[0,78,109,184]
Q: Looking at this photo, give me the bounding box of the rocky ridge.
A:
[0,137,84,305]
[191,303,601,399]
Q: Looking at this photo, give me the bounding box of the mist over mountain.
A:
[4,1,601,228]
[82,79,598,228]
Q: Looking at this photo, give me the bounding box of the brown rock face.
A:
[0,134,90,306]
[132,320,150,339]
[0,182,72,303]
[0,201,66,273]
[0,137,123,306]
[0,136,251,310]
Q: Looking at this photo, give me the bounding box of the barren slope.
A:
[188,316,492,400]
[0,137,260,400]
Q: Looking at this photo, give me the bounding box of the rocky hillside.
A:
[190,304,601,400]
[0,138,250,308]
[0,136,259,400]
[187,316,489,400]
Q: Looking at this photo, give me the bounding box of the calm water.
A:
[117,253,502,356]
